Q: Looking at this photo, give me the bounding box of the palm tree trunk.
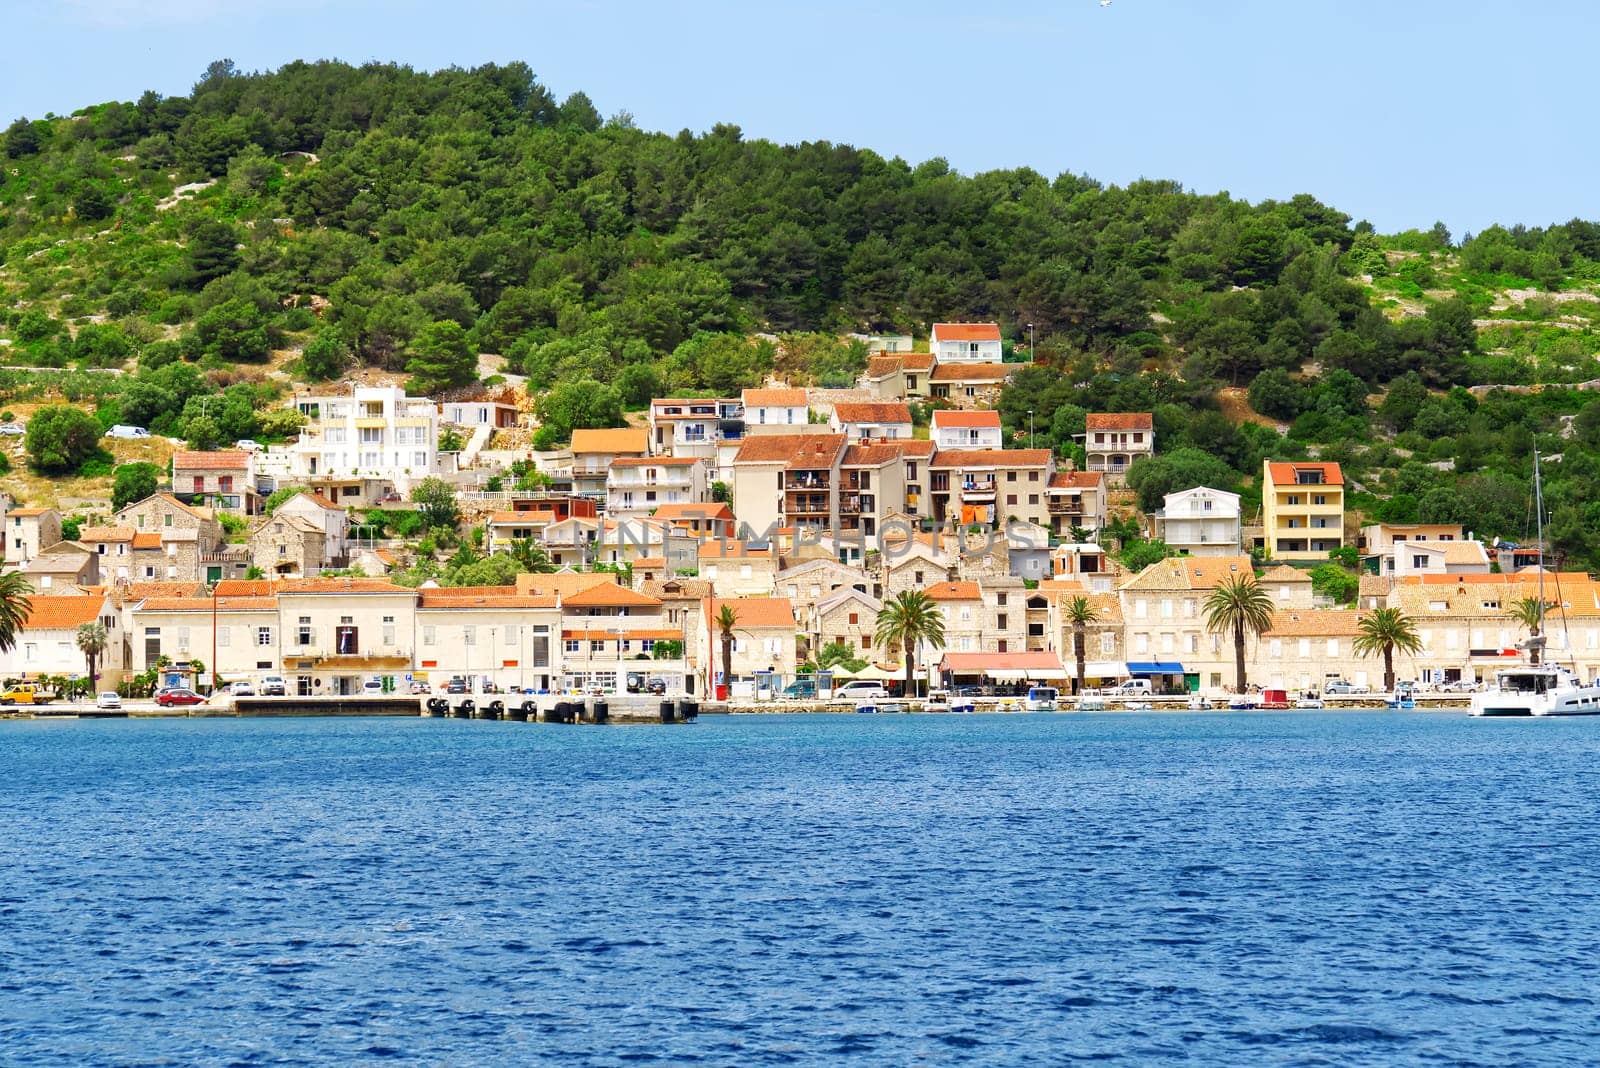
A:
[904,638,915,698]
[1074,624,1085,696]
[1234,620,1247,693]
[1531,626,1542,666]
[720,635,732,699]
[1383,646,1394,693]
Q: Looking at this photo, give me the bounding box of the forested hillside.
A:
[6,59,1600,567]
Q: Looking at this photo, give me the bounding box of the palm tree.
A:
[1353,608,1423,693]
[76,622,108,690]
[1509,596,1550,666]
[1203,574,1274,693]
[714,603,739,699]
[0,571,34,653]
[1065,595,1100,695]
[875,590,946,699]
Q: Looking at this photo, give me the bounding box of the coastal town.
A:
[1,322,1587,708]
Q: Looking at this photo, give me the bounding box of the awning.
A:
[1126,661,1185,675]
[1081,661,1126,679]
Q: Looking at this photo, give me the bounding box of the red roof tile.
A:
[1265,462,1345,486]
[931,364,1011,382]
[931,449,1052,468]
[932,322,1002,342]
[742,388,808,407]
[1085,412,1153,431]
[20,597,106,631]
[833,402,912,424]
[733,434,846,468]
[173,450,251,471]
[931,410,1002,428]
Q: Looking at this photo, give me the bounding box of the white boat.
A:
[1023,686,1058,712]
[1075,695,1106,711]
[923,690,951,713]
[1471,665,1600,717]
[1468,449,1600,718]
[950,693,977,714]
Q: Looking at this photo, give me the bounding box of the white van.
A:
[833,680,889,701]
[1111,678,1153,696]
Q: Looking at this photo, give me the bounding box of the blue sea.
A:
[3,711,1599,1066]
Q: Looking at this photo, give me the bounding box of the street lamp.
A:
[1028,409,1035,447]
[1027,322,1035,361]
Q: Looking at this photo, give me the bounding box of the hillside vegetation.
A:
[5,60,1600,566]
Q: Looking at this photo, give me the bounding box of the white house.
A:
[931,409,1003,450]
[829,401,913,443]
[1153,487,1242,557]
[274,492,349,567]
[605,457,709,522]
[0,594,125,686]
[288,386,440,492]
[930,322,1003,364]
[741,388,809,432]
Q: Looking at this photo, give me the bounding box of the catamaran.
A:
[1471,450,1600,716]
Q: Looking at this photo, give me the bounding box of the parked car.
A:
[0,423,24,436]
[445,677,469,694]
[259,676,287,696]
[234,439,262,451]
[1438,678,1479,693]
[1323,678,1369,695]
[95,692,122,710]
[105,424,151,439]
[227,680,255,696]
[645,676,668,696]
[832,680,888,701]
[409,681,431,695]
[1111,678,1153,696]
[156,688,206,707]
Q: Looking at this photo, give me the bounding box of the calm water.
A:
[3,712,1600,1066]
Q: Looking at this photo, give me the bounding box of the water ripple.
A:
[3,711,1599,1065]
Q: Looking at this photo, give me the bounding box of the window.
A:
[913,571,924,585]
[1412,555,1429,569]
[997,613,1008,629]
[1327,639,1338,656]
[164,514,173,527]
[1298,638,1311,657]
[192,476,204,493]
[565,640,580,653]
[1006,494,1017,506]
[591,640,605,653]
[335,624,357,654]
[848,612,858,625]
[1270,639,1282,658]
[1135,633,1149,654]
[257,627,272,646]
[297,617,312,646]
[383,615,396,646]
[1028,494,1039,505]
[218,626,230,648]
[422,626,436,647]
[1101,632,1115,654]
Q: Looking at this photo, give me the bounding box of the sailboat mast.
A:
[1535,448,1546,663]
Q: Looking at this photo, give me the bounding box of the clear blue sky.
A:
[6,0,1594,237]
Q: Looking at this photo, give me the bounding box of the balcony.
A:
[785,473,831,491]
[961,480,997,501]
[786,493,831,516]
[1047,498,1084,515]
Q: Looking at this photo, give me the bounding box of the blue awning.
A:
[1126,661,1185,675]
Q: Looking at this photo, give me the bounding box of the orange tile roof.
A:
[734,433,846,467]
[699,540,774,560]
[932,322,1002,342]
[864,356,903,380]
[931,448,1052,469]
[833,402,912,424]
[131,533,163,550]
[1085,412,1153,431]
[418,588,559,609]
[633,557,667,568]
[515,572,617,597]
[173,450,250,471]
[742,388,808,407]
[278,578,411,594]
[1264,610,1362,637]
[139,597,278,612]
[899,352,936,371]
[562,584,664,608]
[297,492,344,511]
[570,427,649,455]
[932,410,1002,428]
[20,597,106,631]
[1266,461,1344,486]
[892,439,937,459]
[707,596,797,629]
[841,443,905,466]
[117,580,204,602]
[1049,471,1103,489]
[931,364,1010,382]
[79,526,135,543]
[213,579,278,596]
[7,508,53,517]
[923,581,981,601]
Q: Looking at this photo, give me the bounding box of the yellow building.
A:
[1262,461,1345,562]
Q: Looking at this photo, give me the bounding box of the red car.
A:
[156,688,206,707]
